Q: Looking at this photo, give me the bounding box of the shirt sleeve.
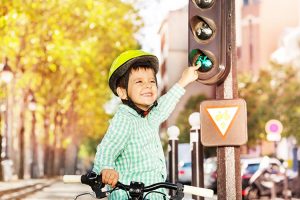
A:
[148,83,185,125]
[92,113,131,174]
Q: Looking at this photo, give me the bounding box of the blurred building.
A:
[156,0,300,157]
[238,0,300,74]
[238,0,300,158]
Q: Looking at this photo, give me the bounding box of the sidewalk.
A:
[0,177,57,200]
[0,178,53,191]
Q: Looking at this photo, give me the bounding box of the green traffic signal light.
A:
[195,54,213,72]
[189,49,213,72]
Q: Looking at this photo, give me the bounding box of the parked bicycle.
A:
[63,173,214,200]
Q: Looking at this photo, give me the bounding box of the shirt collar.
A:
[119,104,141,117]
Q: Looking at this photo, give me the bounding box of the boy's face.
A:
[127,67,158,111]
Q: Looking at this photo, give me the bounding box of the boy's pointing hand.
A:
[177,64,201,88]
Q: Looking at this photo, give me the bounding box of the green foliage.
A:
[176,94,207,143]
[0,0,142,155]
[239,64,300,145]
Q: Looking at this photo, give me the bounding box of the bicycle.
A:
[63,174,214,200]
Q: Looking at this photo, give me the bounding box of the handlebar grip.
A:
[183,185,214,198]
[63,175,82,183]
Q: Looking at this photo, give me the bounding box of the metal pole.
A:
[190,128,204,200]
[283,169,289,200]
[270,182,276,199]
[167,126,179,196]
[216,0,242,199]
[274,141,278,157]
[169,140,178,183]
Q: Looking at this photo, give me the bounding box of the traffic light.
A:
[189,0,234,85]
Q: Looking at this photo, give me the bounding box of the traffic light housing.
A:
[189,0,234,85]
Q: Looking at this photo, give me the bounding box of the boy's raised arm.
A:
[149,66,199,124]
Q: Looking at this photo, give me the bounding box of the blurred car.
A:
[204,157,217,192]
[178,161,192,184]
[178,157,217,191]
[177,143,191,184]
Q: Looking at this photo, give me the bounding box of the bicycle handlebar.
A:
[63,175,81,183]
[63,175,214,198]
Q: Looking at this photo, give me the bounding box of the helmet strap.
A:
[123,98,158,118]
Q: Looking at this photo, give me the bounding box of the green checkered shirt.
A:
[93,84,185,199]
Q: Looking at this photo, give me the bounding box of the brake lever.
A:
[92,184,107,199]
[82,172,106,199]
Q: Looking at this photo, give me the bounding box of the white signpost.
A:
[265,119,283,158]
[265,119,283,142]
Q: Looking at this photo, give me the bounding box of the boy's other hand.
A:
[177,64,200,88]
[101,169,119,188]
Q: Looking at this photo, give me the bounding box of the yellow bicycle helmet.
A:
[108,50,159,96]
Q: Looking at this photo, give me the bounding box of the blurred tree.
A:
[239,64,300,146]
[176,94,207,143]
[0,0,142,177]
[0,86,5,180]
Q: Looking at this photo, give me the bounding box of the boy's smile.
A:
[127,68,158,111]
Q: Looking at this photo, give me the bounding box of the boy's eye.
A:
[151,80,156,83]
[135,81,142,83]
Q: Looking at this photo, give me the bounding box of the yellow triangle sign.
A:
[205,106,240,138]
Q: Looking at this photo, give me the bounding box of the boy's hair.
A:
[116,63,157,90]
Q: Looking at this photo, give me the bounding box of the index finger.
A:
[190,65,201,70]
[195,62,201,68]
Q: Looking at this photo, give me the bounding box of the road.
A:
[24,182,100,200]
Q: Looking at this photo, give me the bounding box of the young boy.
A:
[92,50,199,199]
